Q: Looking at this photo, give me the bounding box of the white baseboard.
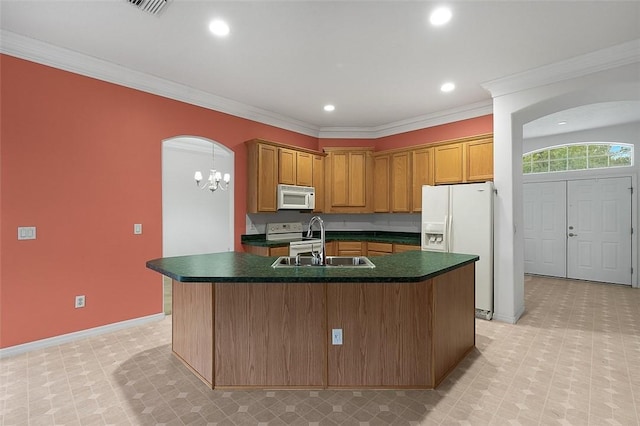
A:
[0,313,165,359]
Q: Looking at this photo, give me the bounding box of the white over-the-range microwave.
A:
[277,184,315,210]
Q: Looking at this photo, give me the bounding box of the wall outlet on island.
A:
[75,295,86,309]
[332,328,343,345]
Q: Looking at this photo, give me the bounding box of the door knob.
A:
[568,233,577,237]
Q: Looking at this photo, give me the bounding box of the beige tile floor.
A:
[1,275,639,425]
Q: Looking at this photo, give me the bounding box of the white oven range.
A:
[265,222,323,256]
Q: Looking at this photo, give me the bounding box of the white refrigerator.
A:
[421,182,494,320]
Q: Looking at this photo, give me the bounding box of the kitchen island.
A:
[146,250,478,389]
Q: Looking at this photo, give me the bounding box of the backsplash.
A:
[246,212,421,234]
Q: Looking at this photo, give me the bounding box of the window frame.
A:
[523,142,633,175]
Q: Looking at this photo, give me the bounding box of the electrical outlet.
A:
[332,328,343,345]
[75,295,86,309]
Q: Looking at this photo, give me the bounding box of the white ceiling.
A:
[1,0,640,136]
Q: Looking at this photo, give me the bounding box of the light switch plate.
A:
[18,226,36,240]
[134,223,142,235]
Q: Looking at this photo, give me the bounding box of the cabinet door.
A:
[367,242,393,256]
[466,139,493,182]
[331,152,349,207]
[312,155,324,213]
[337,241,363,256]
[393,244,420,253]
[411,147,434,212]
[296,152,314,187]
[258,144,278,211]
[269,246,290,257]
[391,152,411,213]
[349,152,367,207]
[278,148,296,185]
[434,143,463,184]
[373,155,390,212]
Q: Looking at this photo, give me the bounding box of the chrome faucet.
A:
[307,216,326,266]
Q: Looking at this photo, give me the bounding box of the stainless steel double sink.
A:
[271,255,375,268]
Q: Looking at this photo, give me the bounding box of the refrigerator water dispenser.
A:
[422,222,447,252]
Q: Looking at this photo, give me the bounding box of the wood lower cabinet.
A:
[393,244,421,253]
[243,245,289,257]
[215,282,326,387]
[367,242,393,256]
[170,262,475,389]
[337,241,364,256]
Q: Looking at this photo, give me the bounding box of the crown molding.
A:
[0,30,493,139]
[1,30,493,140]
[318,100,493,139]
[0,30,321,137]
[482,39,640,98]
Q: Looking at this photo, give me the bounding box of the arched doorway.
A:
[161,136,235,313]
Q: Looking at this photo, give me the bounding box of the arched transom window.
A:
[523,143,633,174]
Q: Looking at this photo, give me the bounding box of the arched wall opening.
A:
[492,62,640,323]
[161,136,235,313]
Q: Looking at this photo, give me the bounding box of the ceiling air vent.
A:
[126,0,169,16]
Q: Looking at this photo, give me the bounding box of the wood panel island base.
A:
[146,251,478,389]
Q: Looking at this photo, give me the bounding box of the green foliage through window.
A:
[523,143,633,174]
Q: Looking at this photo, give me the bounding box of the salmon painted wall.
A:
[374,115,493,151]
[1,55,492,349]
[0,55,316,348]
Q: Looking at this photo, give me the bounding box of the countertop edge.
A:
[146,252,478,284]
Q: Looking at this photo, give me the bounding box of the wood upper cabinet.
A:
[247,141,278,213]
[297,152,314,187]
[411,147,434,212]
[278,147,296,184]
[434,143,463,184]
[373,154,390,213]
[391,152,411,213]
[247,139,324,213]
[465,138,493,182]
[324,148,373,213]
[312,154,324,213]
[279,148,313,186]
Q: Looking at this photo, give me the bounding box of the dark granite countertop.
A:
[146,250,477,283]
[241,231,421,247]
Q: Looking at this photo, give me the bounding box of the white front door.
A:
[523,181,567,277]
[567,177,632,285]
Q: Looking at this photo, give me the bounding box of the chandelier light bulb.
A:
[194,171,203,182]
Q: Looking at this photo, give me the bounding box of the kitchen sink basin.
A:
[271,255,375,268]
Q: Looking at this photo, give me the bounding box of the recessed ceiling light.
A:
[440,82,455,93]
[558,121,567,125]
[324,104,335,112]
[430,7,452,26]
[209,19,230,37]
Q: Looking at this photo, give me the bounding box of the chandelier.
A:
[194,145,231,192]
